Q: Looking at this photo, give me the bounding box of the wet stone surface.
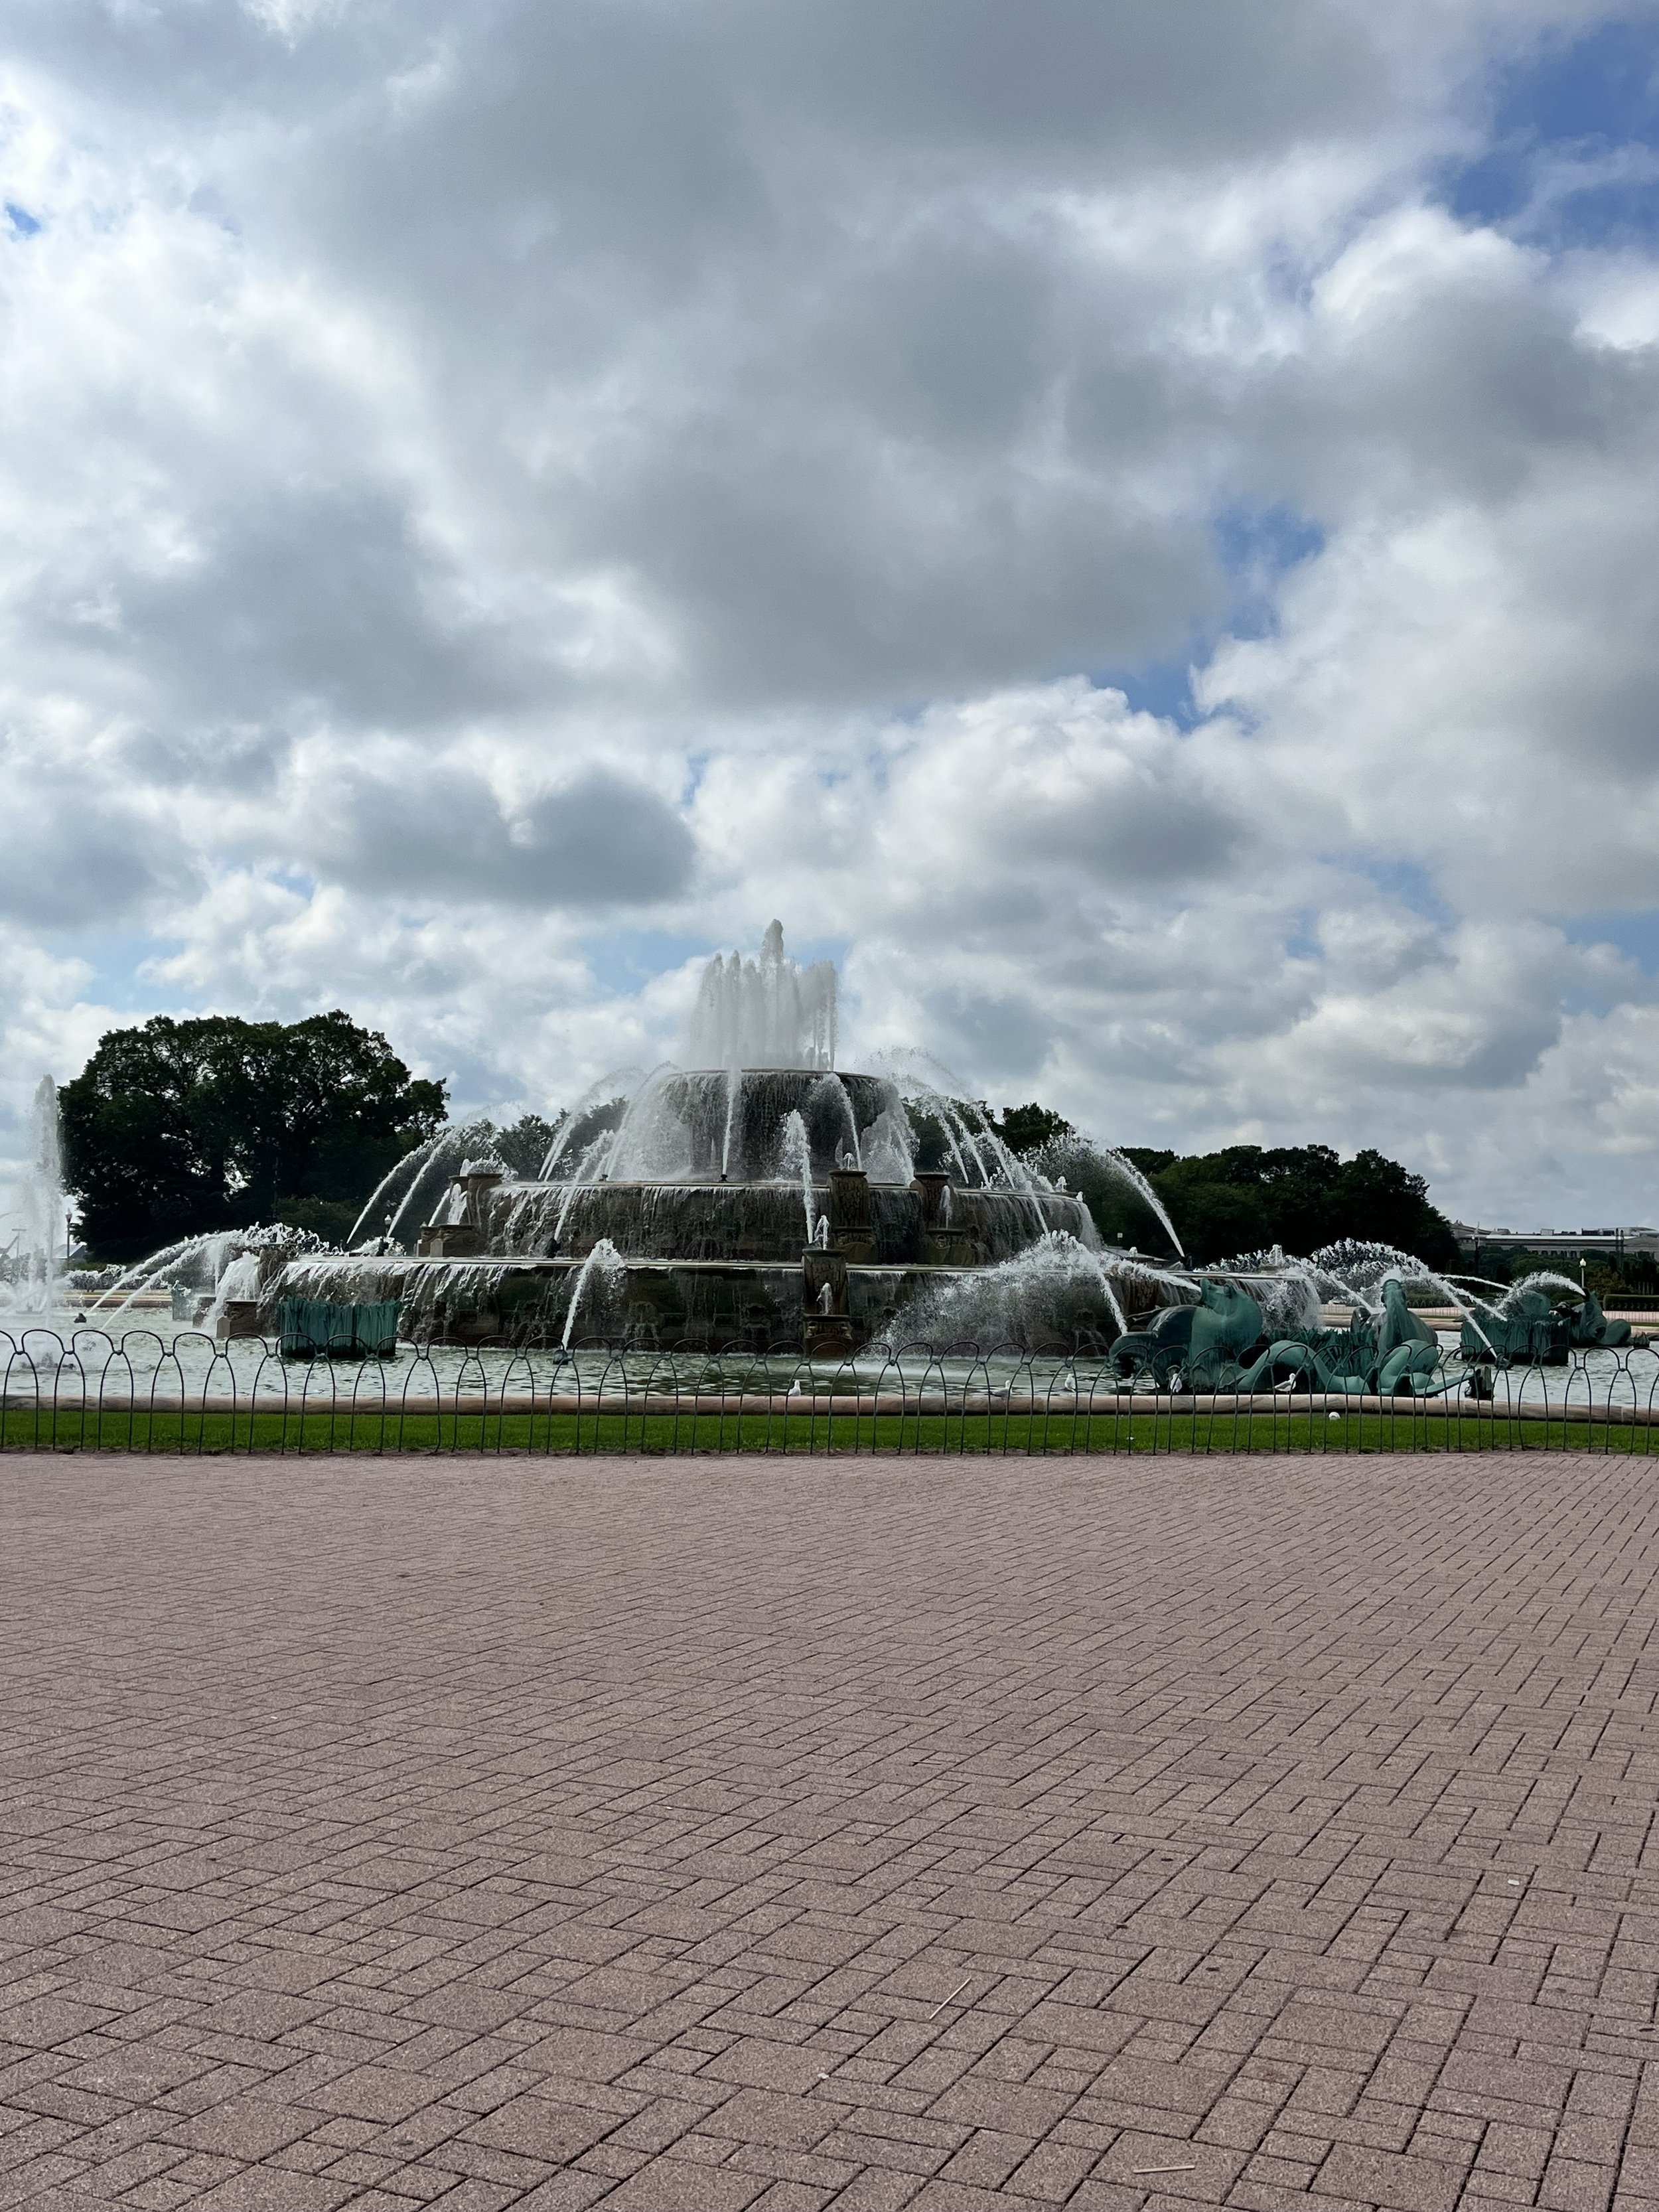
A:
[3,1451,1659,2209]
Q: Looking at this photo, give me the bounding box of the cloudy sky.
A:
[5,0,1659,1228]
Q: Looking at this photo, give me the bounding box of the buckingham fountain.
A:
[11,924,1642,1392]
[273,923,1148,1353]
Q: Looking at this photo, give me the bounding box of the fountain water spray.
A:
[887,1231,1128,1349]
[561,1237,626,1349]
[779,1110,814,1244]
[808,1072,862,1171]
[721,1065,741,1180]
[539,1070,646,1179]
[687,920,837,1070]
[6,1075,65,1315]
[1307,1240,1500,1358]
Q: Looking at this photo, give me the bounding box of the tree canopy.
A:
[60,1012,448,1258]
[993,1101,1076,1155]
[993,1105,1459,1270]
[1114,1142,1460,1268]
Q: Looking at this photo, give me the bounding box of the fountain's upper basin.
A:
[553,1067,967,1186]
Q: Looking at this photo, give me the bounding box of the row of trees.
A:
[993,1104,1461,1268]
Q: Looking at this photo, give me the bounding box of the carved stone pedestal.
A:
[804,1313,856,1361]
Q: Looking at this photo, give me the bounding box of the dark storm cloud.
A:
[312,764,696,908]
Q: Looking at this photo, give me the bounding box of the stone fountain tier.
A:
[423,1171,1094,1267]
[271,1167,1108,1349]
[265,1251,910,1349]
[267,1247,1123,1353]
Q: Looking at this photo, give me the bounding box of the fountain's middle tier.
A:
[423,1171,1093,1268]
[411,1065,1100,1267]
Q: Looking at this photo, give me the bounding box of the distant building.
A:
[1449,1223,1659,1259]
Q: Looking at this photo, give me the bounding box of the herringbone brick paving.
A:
[3,1455,1659,2211]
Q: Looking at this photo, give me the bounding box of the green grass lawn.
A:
[6,1406,1656,1456]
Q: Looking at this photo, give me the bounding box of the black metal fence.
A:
[7,1325,1659,1453]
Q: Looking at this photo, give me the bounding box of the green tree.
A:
[1113,1141,1459,1267]
[994,1101,1075,1155]
[493,1114,561,1179]
[60,1012,448,1259]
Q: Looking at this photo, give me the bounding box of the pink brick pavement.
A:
[3,1451,1659,2210]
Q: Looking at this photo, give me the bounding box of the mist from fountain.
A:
[1,1075,65,1315]
[885,1230,1128,1349]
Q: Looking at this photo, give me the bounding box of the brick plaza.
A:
[3,1451,1659,2211]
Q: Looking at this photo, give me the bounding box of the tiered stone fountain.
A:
[277,924,1135,1350]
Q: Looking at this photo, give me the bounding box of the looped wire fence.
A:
[7,1326,1659,1453]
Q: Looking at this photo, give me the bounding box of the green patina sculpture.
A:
[1114,1275,1447,1396]
[1112,1270,1632,1397]
[1459,1286,1630,1366]
[1108,1278,1264,1388]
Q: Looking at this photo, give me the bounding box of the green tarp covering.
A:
[276,1297,399,1361]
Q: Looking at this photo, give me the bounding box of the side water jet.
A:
[779,1110,814,1244]
[808,1072,861,1170]
[4,1075,64,1315]
[562,1237,626,1349]
[721,1065,741,1180]
[539,1069,646,1179]
[1309,1241,1501,1359]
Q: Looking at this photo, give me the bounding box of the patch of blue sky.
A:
[581,922,851,1001]
[1348,856,1457,930]
[1283,909,1323,964]
[59,930,199,1017]
[443,1049,538,1118]
[1083,655,1200,727]
[1090,502,1325,729]
[1563,907,1659,976]
[1447,16,1659,244]
[4,203,39,236]
[1212,502,1326,596]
